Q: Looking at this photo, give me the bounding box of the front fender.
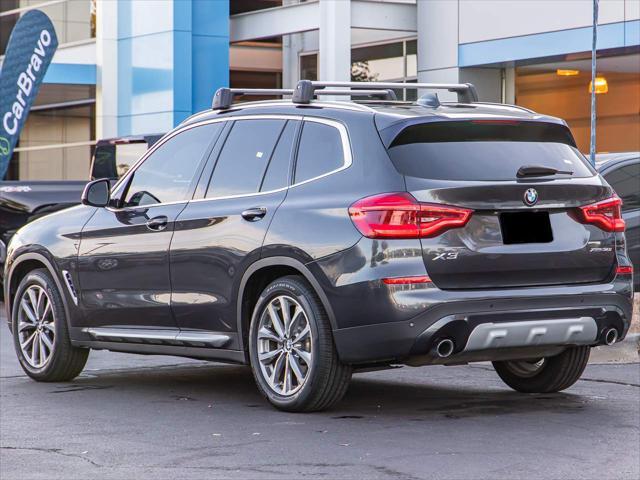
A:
[4,250,73,332]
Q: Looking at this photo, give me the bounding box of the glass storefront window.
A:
[1,0,94,55]
[300,53,318,82]
[299,38,418,100]
[515,52,640,153]
[352,42,404,81]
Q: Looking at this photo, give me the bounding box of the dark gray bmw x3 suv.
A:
[3,81,634,412]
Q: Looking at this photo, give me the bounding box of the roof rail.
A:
[212,88,294,109]
[293,80,478,104]
[212,86,397,109]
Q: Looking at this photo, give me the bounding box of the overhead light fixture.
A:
[589,76,609,94]
[557,69,580,76]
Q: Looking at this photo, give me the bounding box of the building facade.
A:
[1,0,638,180]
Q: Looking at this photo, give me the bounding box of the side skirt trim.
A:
[72,339,247,364]
[82,327,231,348]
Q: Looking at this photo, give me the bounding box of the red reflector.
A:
[573,196,625,232]
[383,276,432,285]
[349,192,473,239]
[616,265,633,275]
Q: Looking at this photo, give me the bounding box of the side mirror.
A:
[82,178,111,207]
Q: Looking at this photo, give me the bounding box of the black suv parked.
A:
[3,81,634,412]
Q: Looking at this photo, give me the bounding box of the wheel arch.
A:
[6,252,71,332]
[237,256,337,354]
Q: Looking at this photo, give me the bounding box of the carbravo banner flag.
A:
[0,10,58,179]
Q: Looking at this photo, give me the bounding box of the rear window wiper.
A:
[517,165,574,178]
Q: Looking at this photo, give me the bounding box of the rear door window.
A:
[604,161,640,211]
[260,120,298,192]
[386,121,595,181]
[206,119,286,198]
[294,121,345,183]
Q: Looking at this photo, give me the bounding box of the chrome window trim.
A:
[108,114,353,210]
[185,102,374,124]
[288,116,353,189]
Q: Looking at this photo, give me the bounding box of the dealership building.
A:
[1,0,638,180]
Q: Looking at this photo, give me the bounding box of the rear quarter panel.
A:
[263,110,405,262]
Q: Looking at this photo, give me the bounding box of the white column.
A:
[282,0,302,88]
[417,0,459,101]
[460,68,502,102]
[282,33,303,88]
[95,0,118,139]
[318,0,351,81]
[504,66,516,104]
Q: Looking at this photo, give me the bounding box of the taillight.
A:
[348,192,473,239]
[616,265,633,275]
[574,196,625,232]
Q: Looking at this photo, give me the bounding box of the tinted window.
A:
[387,121,595,181]
[91,144,117,179]
[295,122,345,183]
[115,143,149,178]
[207,119,286,197]
[122,123,222,207]
[605,162,640,211]
[260,120,298,192]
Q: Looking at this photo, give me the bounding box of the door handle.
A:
[241,207,267,222]
[146,215,168,231]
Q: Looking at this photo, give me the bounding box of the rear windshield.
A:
[387,121,595,181]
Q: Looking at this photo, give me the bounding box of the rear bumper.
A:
[313,236,633,365]
[333,290,633,365]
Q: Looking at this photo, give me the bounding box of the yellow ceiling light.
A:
[589,76,609,94]
[557,69,580,76]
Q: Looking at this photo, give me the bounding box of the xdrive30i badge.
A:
[524,188,539,206]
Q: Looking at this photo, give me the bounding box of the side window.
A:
[260,120,298,192]
[207,119,286,198]
[115,143,149,178]
[294,121,345,184]
[605,162,640,211]
[122,123,222,208]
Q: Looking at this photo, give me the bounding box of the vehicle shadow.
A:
[37,361,600,420]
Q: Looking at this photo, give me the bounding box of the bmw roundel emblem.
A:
[524,188,539,206]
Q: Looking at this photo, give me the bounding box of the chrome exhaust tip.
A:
[604,328,618,346]
[435,338,455,358]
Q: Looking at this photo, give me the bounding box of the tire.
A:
[492,346,590,393]
[12,268,89,382]
[249,275,352,412]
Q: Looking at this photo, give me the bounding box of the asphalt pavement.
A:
[1,304,638,480]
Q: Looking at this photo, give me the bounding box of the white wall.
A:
[459,0,635,45]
